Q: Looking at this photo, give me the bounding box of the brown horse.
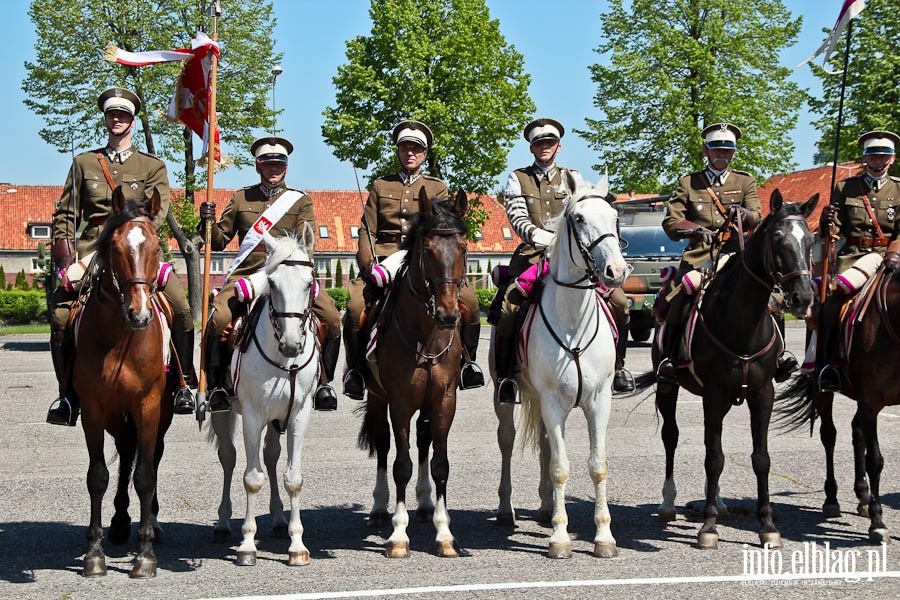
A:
[357,189,468,558]
[778,260,900,544]
[73,187,174,578]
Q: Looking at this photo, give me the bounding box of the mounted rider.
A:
[816,130,900,392]
[342,120,484,400]
[199,136,342,413]
[491,117,634,404]
[47,87,196,426]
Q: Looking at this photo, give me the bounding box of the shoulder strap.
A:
[96,153,117,189]
[860,190,887,240]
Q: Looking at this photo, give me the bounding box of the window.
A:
[31,257,41,272]
[350,226,360,239]
[319,226,330,239]
[29,225,51,239]
[501,227,513,240]
[316,258,329,273]
[467,259,481,273]
[210,258,223,274]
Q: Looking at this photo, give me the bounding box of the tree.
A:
[15,270,30,291]
[808,0,900,175]
[581,0,805,192]
[23,0,282,319]
[334,259,344,288]
[322,0,534,237]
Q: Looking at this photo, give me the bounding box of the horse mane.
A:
[265,233,304,274]
[399,199,467,253]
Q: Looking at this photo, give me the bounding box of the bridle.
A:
[407,228,466,320]
[97,216,159,318]
[735,210,812,295]
[266,258,315,342]
[553,195,619,289]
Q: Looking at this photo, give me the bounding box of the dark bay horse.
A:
[73,187,175,578]
[636,190,818,549]
[358,189,469,558]
[778,259,900,544]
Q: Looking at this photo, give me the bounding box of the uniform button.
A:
[404,198,408,202]
[402,208,407,213]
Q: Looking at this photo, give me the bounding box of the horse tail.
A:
[773,371,816,433]
[632,371,657,393]
[205,411,238,448]
[518,394,544,452]
[354,399,377,457]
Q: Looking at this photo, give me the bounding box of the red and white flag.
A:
[105,32,222,165]
[798,0,865,71]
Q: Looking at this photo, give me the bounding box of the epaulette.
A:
[732,170,753,177]
[137,149,162,160]
[890,175,900,182]
[422,174,442,181]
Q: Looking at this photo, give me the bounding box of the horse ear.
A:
[593,172,609,200]
[263,229,277,253]
[770,189,783,214]
[454,190,468,217]
[111,186,126,215]
[419,186,433,219]
[148,189,162,218]
[803,193,820,218]
[301,221,316,252]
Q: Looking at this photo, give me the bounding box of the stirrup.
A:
[817,365,842,393]
[314,385,338,411]
[459,361,485,390]
[207,387,232,413]
[613,368,635,393]
[496,378,520,405]
[46,396,78,427]
[173,386,196,415]
[774,353,799,383]
[342,370,365,400]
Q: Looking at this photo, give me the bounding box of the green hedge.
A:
[0,290,48,323]
[326,287,349,311]
[475,287,496,311]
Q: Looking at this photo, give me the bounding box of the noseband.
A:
[554,196,619,289]
[737,212,811,291]
[409,229,466,318]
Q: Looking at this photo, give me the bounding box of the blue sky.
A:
[1,0,842,192]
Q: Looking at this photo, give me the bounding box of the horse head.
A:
[98,186,162,330]
[262,227,316,357]
[549,175,627,288]
[761,189,819,319]
[401,188,468,330]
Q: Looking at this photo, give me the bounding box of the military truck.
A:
[616,198,686,342]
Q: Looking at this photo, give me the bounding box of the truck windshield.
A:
[621,226,686,258]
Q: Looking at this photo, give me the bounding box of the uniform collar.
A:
[864,172,887,191]
[399,168,423,186]
[532,162,558,181]
[105,145,134,164]
[705,167,730,187]
[259,183,284,199]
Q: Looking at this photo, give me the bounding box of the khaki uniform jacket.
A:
[831,174,900,271]
[663,169,761,271]
[209,185,316,282]
[356,173,449,271]
[52,147,170,256]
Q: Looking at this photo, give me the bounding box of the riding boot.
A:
[46,325,78,426]
[494,333,520,404]
[207,338,232,413]
[610,304,634,393]
[657,292,687,387]
[487,281,509,326]
[772,313,798,383]
[459,319,485,390]
[342,325,366,400]
[172,329,196,415]
[817,292,845,393]
[314,335,340,411]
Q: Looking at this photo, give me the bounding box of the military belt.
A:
[847,236,889,248]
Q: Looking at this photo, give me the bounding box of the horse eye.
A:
[575,214,585,224]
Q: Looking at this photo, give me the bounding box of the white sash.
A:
[225,190,303,279]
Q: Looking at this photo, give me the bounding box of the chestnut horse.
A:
[778,260,900,544]
[357,189,468,558]
[73,187,175,578]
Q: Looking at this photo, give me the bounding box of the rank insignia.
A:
[131,182,139,190]
[887,206,895,222]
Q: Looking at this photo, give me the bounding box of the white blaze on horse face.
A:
[126,225,150,311]
[788,219,807,248]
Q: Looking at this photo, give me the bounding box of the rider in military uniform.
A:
[492,117,634,404]
[199,136,342,412]
[342,120,484,400]
[47,87,196,426]
[817,130,900,391]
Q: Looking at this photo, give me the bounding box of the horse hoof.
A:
[593,542,618,558]
[822,503,841,518]
[213,528,232,543]
[547,542,572,559]
[657,507,677,522]
[496,513,516,527]
[235,550,257,566]
[385,541,410,558]
[368,511,391,528]
[288,550,310,566]
[759,532,783,549]
[869,528,891,545]
[272,524,289,539]
[129,557,157,579]
[416,508,435,523]
[536,510,553,527]
[858,503,870,518]
[697,532,718,549]
[82,556,107,578]
[434,540,459,558]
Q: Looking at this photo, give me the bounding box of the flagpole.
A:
[197,2,221,428]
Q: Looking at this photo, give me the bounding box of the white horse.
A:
[490,178,628,558]
[210,227,320,567]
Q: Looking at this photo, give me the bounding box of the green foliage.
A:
[14,270,30,291]
[475,287,495,311]
[326,287,349,311]
[0,265,6,290]
[808,0,900,173]
[324,263,333,288]
[322,0,534,198]
[581,0,804,191]
[0,290,48,323]
[349,263,356,280]
[334,259,344,288]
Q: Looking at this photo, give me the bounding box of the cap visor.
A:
[705,141,736,149]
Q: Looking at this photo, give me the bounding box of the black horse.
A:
[635,189,819,549]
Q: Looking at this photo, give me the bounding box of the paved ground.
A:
[1,322,899,600]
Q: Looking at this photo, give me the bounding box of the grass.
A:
[0,322,51,336]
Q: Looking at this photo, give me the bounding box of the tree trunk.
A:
[166,209,203,321]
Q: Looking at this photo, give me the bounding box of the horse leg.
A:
[367,398,391,528]
[415,413,435,523]
[494,400,517,526]
[859,407,890,544]
[263,423,288,538]
[212,411,237,543]
[130,420,161,578]
[236,416,266,566]
[851,410,872,518]
[542,404,572,559]
[83,425,109,577]
[697,400,727,550]
[385,418,413,558]
[283,407,312,566]
[150,426,168,544]
[584,396,618,558]
[748,388,781,549]
[109,421,137,545]
[656,385,679,521]
[816,392,841,518]
[536,423,554,526]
